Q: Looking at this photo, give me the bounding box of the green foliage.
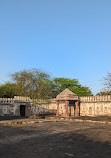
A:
[96,91,111,96]
[0,82,16,98]
[51,77,93,97]
[0,69,93,99]
[10,68,52,99]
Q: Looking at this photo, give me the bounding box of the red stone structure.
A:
[55,88,80,117]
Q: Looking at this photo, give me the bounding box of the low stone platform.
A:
[46,116,111,124]
[0,118,57,126]
[0,115,111,126]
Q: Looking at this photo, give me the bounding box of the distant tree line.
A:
[96,91,111,96]
[0,68,93,98]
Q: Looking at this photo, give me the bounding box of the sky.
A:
[0,0,111,95]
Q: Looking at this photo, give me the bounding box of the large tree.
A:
[0,69,93,99]
[10,69,52,99]
[51,78,93,97]
[0,82,16,98]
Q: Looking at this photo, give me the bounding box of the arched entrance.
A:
[20,105,26,116]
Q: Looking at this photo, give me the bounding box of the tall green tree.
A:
[51,78,93,97]
[0,82,16,98]
[0,69,93,99]
[10,68,52,99]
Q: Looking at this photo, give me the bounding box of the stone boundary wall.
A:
[0,96,111,116]
[1,95,111,103]
[0,96,55,104]
[80,95,111,102]
[0,96,31,103]
[0,96,56,116]
[80,96,111,116]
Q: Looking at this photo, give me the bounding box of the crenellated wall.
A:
[80,96,111,116]
[0,95,111,117]
[80,95,111,102]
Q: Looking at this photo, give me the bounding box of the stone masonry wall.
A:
[0,97,56,116]
[80,96,111,116]
[0,96,111,116]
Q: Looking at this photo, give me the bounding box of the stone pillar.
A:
[56,101,60,117]
[65,100,69,117]
[75,101,79,117]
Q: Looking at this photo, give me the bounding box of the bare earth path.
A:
[0,121,111,158]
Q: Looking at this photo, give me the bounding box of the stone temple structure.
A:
[55,88,80,117]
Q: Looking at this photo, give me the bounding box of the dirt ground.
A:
[0,121,111,158]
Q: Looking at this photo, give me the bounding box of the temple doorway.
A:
[20,105,26,116]
[69,100,76,116]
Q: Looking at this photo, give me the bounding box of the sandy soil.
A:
[0,121,111,158]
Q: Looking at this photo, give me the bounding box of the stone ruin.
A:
[0,89,111,117]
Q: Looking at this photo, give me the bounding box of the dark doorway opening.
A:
[69,101,75,116]
[20,105,26,116]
